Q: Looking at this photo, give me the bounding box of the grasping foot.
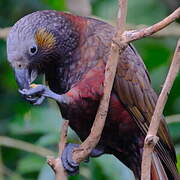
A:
[61,143,104,175]
[19,84,68,105]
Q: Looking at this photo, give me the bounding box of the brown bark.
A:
[47,120,69,180]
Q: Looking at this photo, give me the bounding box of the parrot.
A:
[6,10,180,180]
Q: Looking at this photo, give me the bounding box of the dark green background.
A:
[0,0,179,179]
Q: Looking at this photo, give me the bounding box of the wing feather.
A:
[114,44,177,177]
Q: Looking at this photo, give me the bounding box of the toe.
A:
[33,96,45,105]
[66,144,79,167]
[61,145,79,174]
[19,85,45,96]
[61,143,80,175]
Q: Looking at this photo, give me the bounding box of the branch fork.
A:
[144,135,159,147]
[47,120,69,180]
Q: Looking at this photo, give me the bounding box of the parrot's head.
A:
[7,10,80,90]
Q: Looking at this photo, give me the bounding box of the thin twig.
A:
[166,114,180,124]
[126,23,180,38]
[141,39,180,180]
[124,7,180,43]
[0,136,54,157]
[72,0,128,164]
[58,120,69,157]
[47,120,69,180]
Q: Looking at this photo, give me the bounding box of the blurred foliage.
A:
[0,0,179,179]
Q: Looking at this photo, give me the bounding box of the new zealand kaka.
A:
[7,10,179,179]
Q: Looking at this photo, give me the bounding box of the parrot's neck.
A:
[45,47,100,94]
[45,15,113,94]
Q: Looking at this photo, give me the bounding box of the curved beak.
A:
[14,68,38,90]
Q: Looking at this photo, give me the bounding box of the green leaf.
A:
[10,103,63,135]
[168,122,180,144]
[92,0,167,24]
[92,0,118,21]
[127,0,167,25]
[37,133,59,146]
[41,0,67,10]
[176,154,180,172]
[17,155,44,174]
[91,155,135,180]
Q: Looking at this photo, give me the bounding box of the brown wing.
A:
[114,44,177,175]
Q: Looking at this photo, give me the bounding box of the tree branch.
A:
[141,39,180,180]
[124,7,180,43]
[126,23,180,38]
[0,136,54,157]
[47,120,69,180]
[166,114,180,124]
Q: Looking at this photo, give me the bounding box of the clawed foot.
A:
[61,143,104,175]
[19,84,66,105]
[61,143,80,175]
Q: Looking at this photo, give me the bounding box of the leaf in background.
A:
[9,104,62,135]
[127,0,167,25]
[8,175,25,180]
[92,0,118,21]
[41,0,67,11]
[92,0,167,24]
[173,97,180,114]
[36,133,60,146]
[17,155,44,174]
[176,154,180,172]
[168,122,180,144]
[150,65,168,93]
[134,39,172,71]
[91,155,135,180]
[166,114,180,146]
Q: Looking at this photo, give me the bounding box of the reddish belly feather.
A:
[60,60,139,148]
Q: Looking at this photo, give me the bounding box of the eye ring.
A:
[29,45,38,55]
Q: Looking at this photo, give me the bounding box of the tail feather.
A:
[151,152,180,180]
[151,152,168,180]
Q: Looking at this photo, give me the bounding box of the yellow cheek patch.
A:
[35,29,56,50]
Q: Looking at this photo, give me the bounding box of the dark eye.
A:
[29,45,37,55]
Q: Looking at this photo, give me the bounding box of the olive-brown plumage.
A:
[7,10,179,179]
